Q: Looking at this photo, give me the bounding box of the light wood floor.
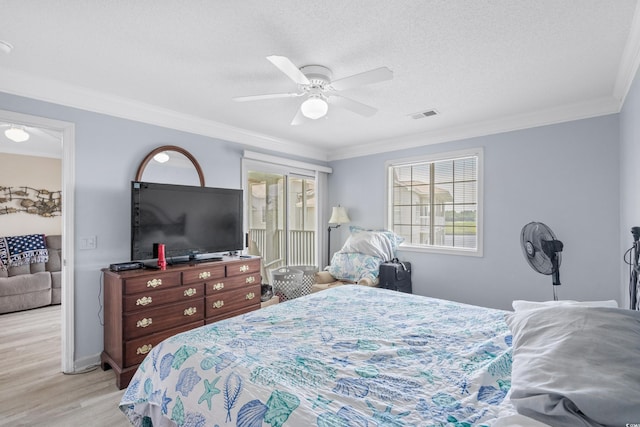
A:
[0,305,131,426]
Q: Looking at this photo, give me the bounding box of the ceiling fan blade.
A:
[233,92,303,102]
[267,55,310,85]
[290,108,306,126]
[328,95,378,117]
[330,67,393,91]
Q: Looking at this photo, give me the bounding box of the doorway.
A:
[243,160,319,283]
[0,109,75,373]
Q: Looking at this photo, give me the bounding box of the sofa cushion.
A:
[45,235,62,272]
[0,271,51,296]
[4,261,46,276]
[0,290,52,314]
[51,271,62,305]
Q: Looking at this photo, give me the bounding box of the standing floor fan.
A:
[520,222,564,301]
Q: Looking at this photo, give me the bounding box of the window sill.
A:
[399,243,483,257]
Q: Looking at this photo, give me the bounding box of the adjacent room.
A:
[1,1,639,426]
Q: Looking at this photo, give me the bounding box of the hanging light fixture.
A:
[300,95,328,120]
[4,126,30,142]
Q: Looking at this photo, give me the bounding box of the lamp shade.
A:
[329,206,350,224]
[300,97,328,119]
[4,126,29,142]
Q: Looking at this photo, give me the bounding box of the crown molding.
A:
[0,68,329,162]
[0,65,630,164]
[328,96,622,161]
[614,0,640,105]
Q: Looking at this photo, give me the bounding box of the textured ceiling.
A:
[0,1,638,161]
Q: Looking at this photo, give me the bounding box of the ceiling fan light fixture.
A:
[153,151,170,163]
[4,126,30,142]
[300,96,328,120]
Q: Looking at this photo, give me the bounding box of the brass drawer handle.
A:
[147,278,162,288]
[246,292,255,300]
[136,296,152,306]
[245,276,256,284]
[184,307,197,316]
[136,344,152,355]
[239,264,249,273]
[136,318,152,328]
[212,282,224,291]
[212,300,224,309]
[184,288,197,297]
[199,271,211,279]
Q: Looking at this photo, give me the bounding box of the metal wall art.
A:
[0,186,61,217]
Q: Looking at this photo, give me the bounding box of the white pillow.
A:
[340,230,395,260]
[512,299,618,312]
[349,226,404,250]
[505,306,640,426]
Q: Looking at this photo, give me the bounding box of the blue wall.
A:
[0,92,254,366]
[328,116,621,310]
[0,89,624,367]
[620,67,640,308]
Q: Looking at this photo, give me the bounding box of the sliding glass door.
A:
[245,167,317,283]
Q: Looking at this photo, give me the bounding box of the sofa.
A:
[0,234,62,314]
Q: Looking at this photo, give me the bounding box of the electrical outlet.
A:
[79,236,97,250]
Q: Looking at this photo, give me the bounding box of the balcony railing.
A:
[248,228,316,269]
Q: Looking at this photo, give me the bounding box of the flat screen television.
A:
[131,181,244,263]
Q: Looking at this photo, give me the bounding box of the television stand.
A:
[101,256,261,389]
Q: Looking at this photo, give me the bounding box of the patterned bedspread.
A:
[120,285,514,426]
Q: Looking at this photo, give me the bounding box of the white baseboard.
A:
[71,353,101,373]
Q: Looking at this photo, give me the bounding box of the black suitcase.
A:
[379,258,412,293]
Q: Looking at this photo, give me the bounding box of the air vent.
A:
[409,109,438,120]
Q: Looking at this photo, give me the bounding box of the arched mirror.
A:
[135,145,205,187]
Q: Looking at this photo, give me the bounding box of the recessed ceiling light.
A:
[0,40,13,54]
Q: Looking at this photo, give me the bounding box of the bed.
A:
[119,285,640,427]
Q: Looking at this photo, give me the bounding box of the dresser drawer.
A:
[123,320,204,367]
[226,259,260,277]
[123,283,204,313]
[205,284,261,319]
[124,299,204,339]
[205,304,259,324]
[123,272,181,295]
[182,264,225,285]
[204,272,261,295]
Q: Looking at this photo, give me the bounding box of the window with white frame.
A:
[386,148,483,256]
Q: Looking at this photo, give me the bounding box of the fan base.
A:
[300,65,332,87]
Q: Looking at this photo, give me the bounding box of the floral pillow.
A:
[327,252,384,282]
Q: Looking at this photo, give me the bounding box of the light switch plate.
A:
[79,236,97,250]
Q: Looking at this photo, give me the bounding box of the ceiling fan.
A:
[233,55,393,125]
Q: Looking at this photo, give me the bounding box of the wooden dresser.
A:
[100,256,261,389]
